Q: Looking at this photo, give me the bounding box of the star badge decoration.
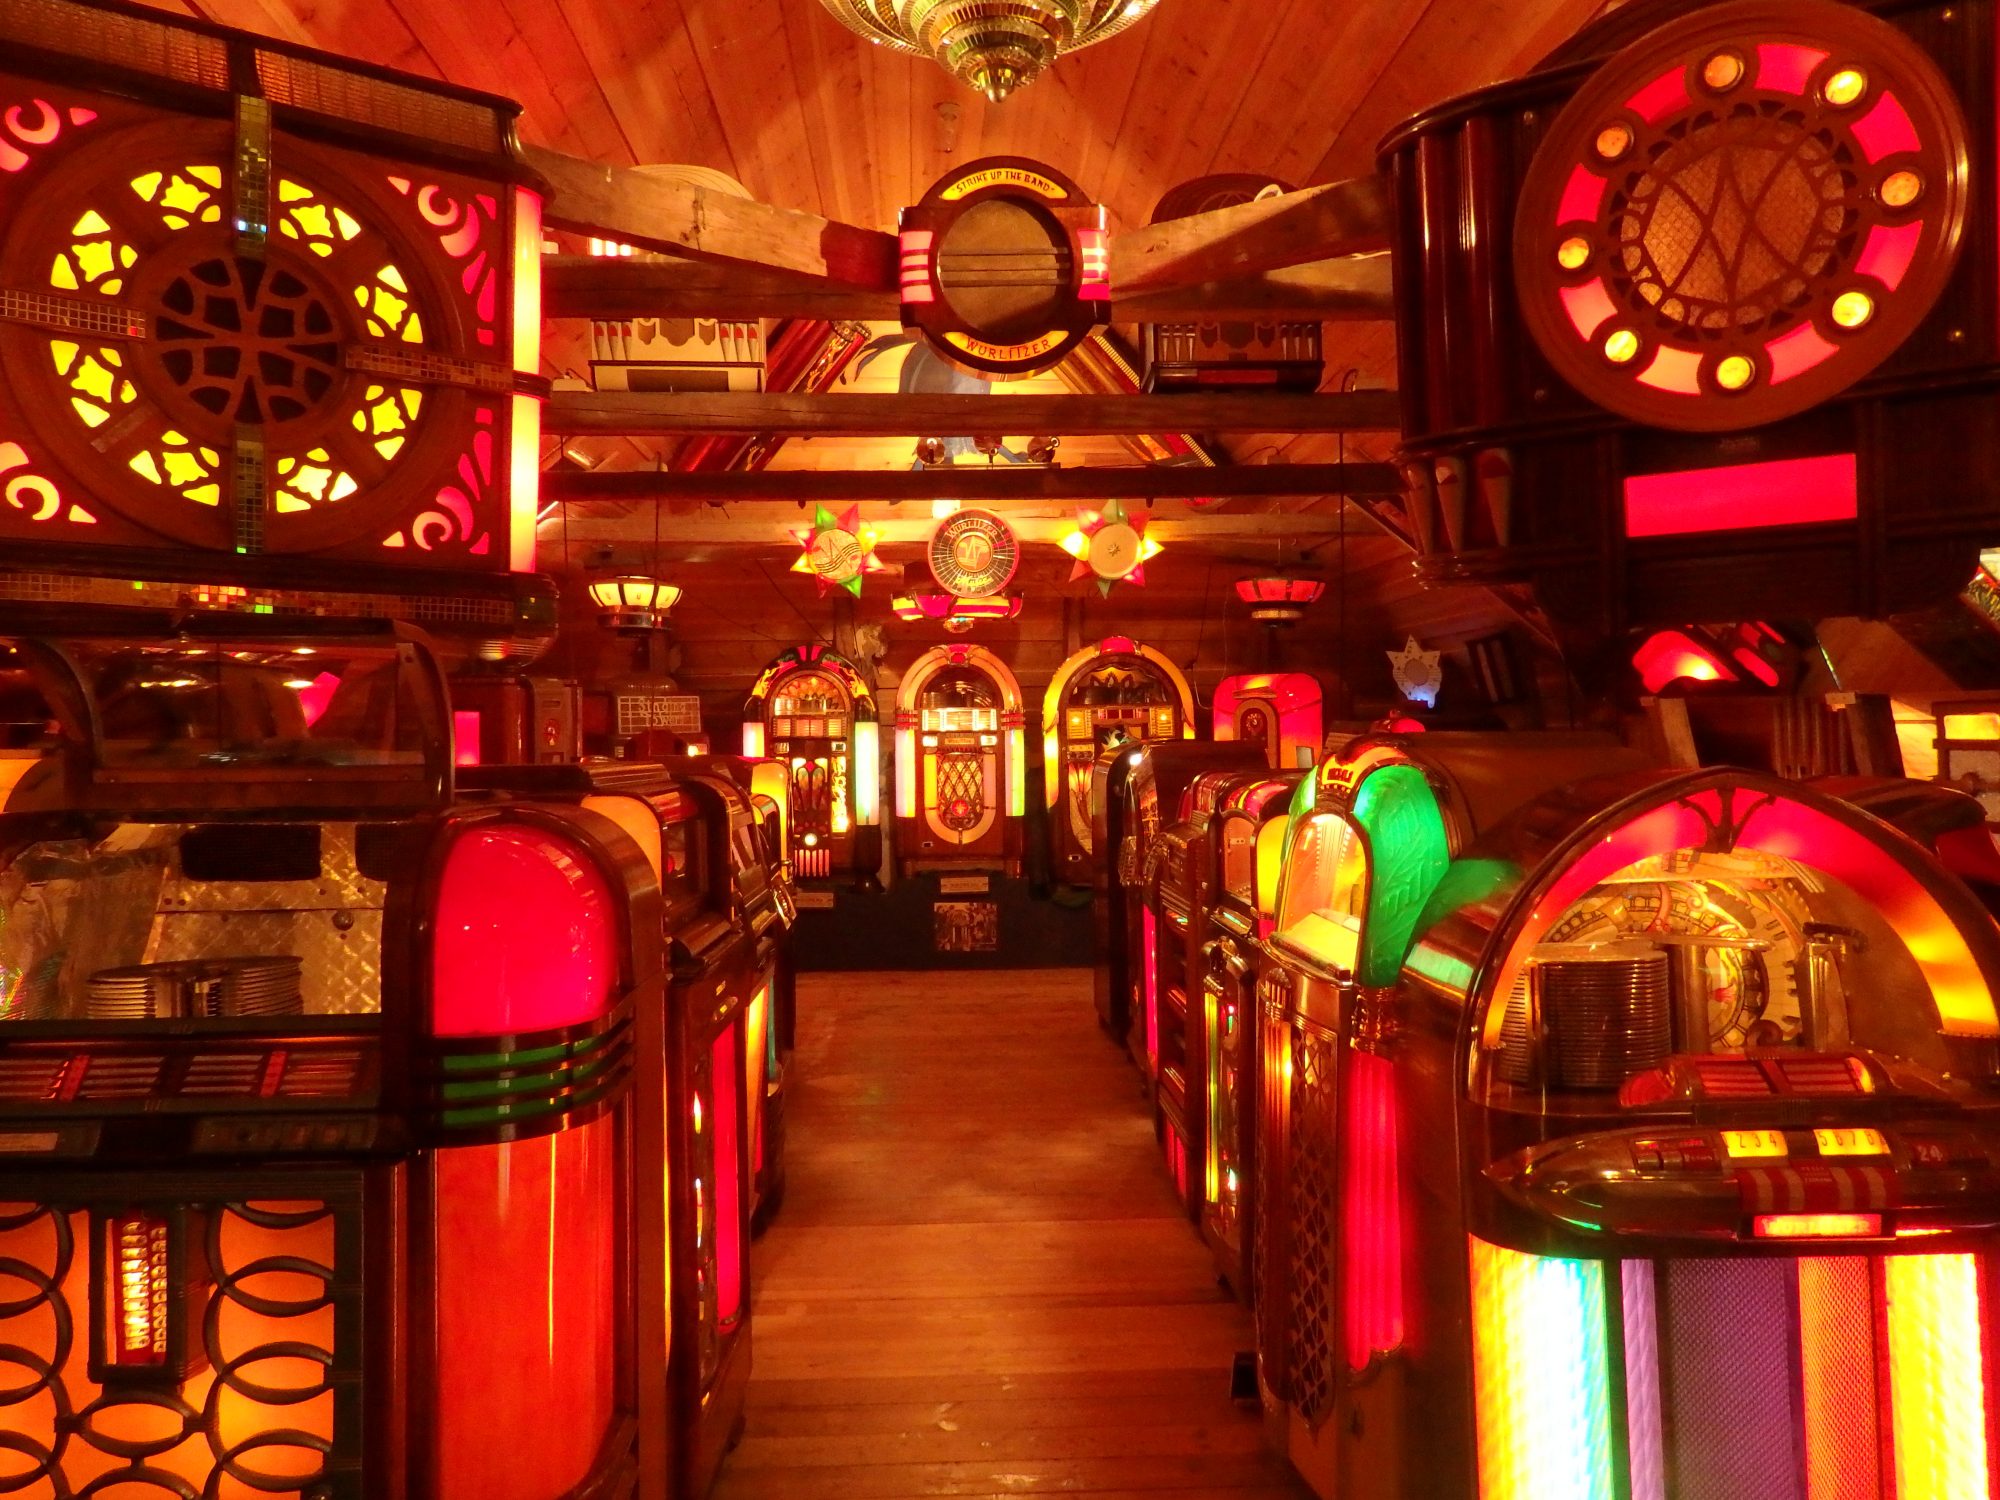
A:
[1059,498,1162,596]
[790,504,884,597]
[1388,636,1443,707]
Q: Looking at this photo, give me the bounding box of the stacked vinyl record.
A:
[1530,943,1672,1090]
[88,957,304,1020]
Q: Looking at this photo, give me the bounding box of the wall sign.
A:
[898,156,1109,380]
[790,503,884,596]
[928,508,1020,597]
[1061,498,1161,595]
[1388,636,1443,707]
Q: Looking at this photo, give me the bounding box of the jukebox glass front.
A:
[1457,779,2000,1500]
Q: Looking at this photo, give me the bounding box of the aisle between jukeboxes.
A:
[1256,732,2000,1500]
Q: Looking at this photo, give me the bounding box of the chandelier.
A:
[589,575,683,632]
[820,0,1161,102]
[1234,575,1326,626]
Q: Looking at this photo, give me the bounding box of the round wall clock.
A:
[928,508,1020,597]
[1512,0,1969,432]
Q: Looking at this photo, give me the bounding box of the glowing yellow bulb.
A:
[1715,355,1756,390]
[1557,237,1592,271]
[1825,68,1867,107]
[1881,169,1923,209]
[1603,329,1640,365]
[1594,123,1632,161]
[1831,290,1875,330]
[1703,51,1744,90]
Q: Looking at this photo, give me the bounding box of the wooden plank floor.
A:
[715,967,1308,1500]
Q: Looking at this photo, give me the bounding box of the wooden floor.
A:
[715,967,1307,1500]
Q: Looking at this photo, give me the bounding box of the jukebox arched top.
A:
[1272,745,1453,987]
[1214,672,1324,770]
[1403,769,2000,1113]
[1041,635,1195,812]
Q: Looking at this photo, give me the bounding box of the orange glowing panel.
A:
[435,1124,617,1500]
[1885,1253,1993,1500]
[1796,1256,1881,1500]
[1767,321,1840,384]
[1723,1129,1789,1159]
[1634,344,1703,394]
[1754,1213,1881,1238]
[1624,69,1688,123]
[509,186,542,573]
[745,985,770,1175]
[105,1211,172,1368]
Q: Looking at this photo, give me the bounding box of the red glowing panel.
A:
[1766,322,1840,384]
[711,1024,744,1331]
[1857,220,1922,291]
[1623,454,1858,538]
[435,1122,617,1500]
[1143,905,1160,1071]
[1557,165,1608,226]
[1755,43,1829,96]
[1732,646,1782,686]
[1340,1051,1405,1370]
[1624,69,1689,123]
[899,229,936,303]
[1561,280,1617,340]
[452,710,482,767]
[295,671,341,728]
[1853,90,1921,163]
[1635,345,1703,394]
[1078,226,1110,300]
[1632,631,1728,693]
[431,825,618,1037]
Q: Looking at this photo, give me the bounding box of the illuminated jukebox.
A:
[743,644,882,885]
[1383,0,2000,663]
[1146,766,1302,1258]
[1043,636,1196,886]
[0,622,671,1500]
[1261,735,2000,1500]
[893,643,1027,873]
[1214,672,1324,770]
[1109,742,1265,1084]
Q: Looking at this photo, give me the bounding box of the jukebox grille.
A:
[1285,1025,1337,1427]
[935,752,986,834]
[0,1195,352,1497]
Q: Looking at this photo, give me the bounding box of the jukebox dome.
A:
[0,108,512,555]
[1514,0,1971,431]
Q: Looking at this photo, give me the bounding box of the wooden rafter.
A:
[529,146,1394,320]
[539,253,1394,321]
[543,390,1402,438]
[540,463,1402,504]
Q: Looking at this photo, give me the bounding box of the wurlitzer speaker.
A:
[899,157,1110,379]
[1382,0,2000,667]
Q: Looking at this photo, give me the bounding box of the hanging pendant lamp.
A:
[820,0,1161,103]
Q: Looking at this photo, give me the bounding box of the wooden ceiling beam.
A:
[539,252,1394,321]
[526,146,898,289]
[542,512,1369,545]
[1109,176,1393,294]
[540,463,1402,504]
[544,390,1402,437]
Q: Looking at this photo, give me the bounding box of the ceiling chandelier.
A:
[820,0,1162,103]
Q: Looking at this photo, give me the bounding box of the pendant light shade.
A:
[820,0,1161,102]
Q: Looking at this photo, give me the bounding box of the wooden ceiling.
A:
[128,0,1614,652]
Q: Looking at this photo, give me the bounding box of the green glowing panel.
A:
[1350,764,1450,987]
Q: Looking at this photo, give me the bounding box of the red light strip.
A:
[1623,453,1859,538]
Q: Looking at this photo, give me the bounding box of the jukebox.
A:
[1044,637,1195,886]
[1146,766,1302,1250]
[893,643,1026,874]
[743,644,882,886]
[1185,769,1303,1296]
[1100,741,1265,1083]
[0,622,677,1500]
[1214,673,1324,771]
[1260,735,2000,1500]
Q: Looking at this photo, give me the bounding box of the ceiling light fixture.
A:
[820,0,1160,103]
[589,575,684,632]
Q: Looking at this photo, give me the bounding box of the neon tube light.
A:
[1468,1238,1615,1500]
[853,720,880,826]
[1886,1253,1992,1500]
[895,727,916,818]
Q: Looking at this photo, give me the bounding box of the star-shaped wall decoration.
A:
[1059,498,1162,596]
[790,503,884,597]
[1388,635,1443,707]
